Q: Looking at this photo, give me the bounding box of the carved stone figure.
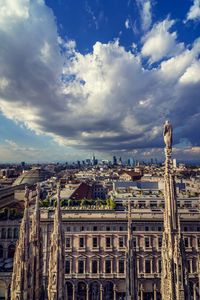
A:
[163,120,173,149]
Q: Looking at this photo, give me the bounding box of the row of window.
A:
[0,228,19,239]
[138,258,199,274]
[65,257,197,275]
[65,235,200,250]
[0,244,15,259]
[132,236,200,249]
[65,259,125,274]
[65,225,200,233]
[66,225,126,232]
[65,236,126,249]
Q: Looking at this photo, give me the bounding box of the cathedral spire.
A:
[126,201,137,300]
[30,183,43,300]
[47,183,66,300]
[11,186,32,300]
[161,120,190,300]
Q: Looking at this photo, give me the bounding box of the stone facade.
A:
[0,201,200,299]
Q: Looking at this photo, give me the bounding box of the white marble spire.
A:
[11,186,32,300]
[161,121,190,300]
[47,183,66,300]
[30,183,43,300]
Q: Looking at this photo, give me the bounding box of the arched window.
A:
[66,282,73,300]
[77,282,86,300]
[7,244,15,259]
[0,245,3,259]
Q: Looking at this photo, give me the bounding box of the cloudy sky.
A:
[0,0,200,163]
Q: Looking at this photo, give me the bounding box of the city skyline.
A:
[0,0,200,162]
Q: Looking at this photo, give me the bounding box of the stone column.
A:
[5,285,9,300]
[114,283,116,300]
[153,283,157,300]
[140,284,144,300]
[100,283,103,300]
[86,284,89,300]
[193,283,197,300]
[73,284,75,300]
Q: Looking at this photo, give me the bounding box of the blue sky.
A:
[0,0,200,162]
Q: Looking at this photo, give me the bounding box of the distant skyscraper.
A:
[113,156,117,166]
[92,154,96,165]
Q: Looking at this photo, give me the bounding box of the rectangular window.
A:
[119,226,124,231]
[158,237,162,248]
[1,228,6,239]
[78,260,84,273]
[105,260,111,273]
[187,260,191,273]
[80,226,84,232]
[93,237,98,248]
[145,237,150,248]
[132,237,137,248]
[106,226,110,231]
[158,226,162,231]
[145,260,151,273]
[66,226,71,232]
[79,237,85,248]
[119,237,124,248]
[65,260,70,274]
[106,237,111,248]
[66,237,71,248]
[7,229,12,239]
[119,260,125,273]
[92,260,98,273]
[158,260,162,273]
[184,238,189,248]
[14,228,18,239]
[93,226,97,231]
[197,238,200,248]
[145,226,149,231]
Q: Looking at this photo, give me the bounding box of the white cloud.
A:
[125,18,130,29]
[160,38,200,80]
[186,0,200,22]
[137,0,152,31]
[179,61,200,84]
[141,18,184,63]
[0,0,199,157]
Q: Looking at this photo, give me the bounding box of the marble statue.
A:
[163,120,173,149]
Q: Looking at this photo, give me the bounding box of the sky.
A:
[0,0,200,163]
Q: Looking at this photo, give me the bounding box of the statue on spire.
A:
[163,120,173,149]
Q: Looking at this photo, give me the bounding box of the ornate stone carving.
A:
[47,184,66,300]
[11,186,32,300]
[161,121,190,300]
[126,201,137,300]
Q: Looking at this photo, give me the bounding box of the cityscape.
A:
[0,1,200,300]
